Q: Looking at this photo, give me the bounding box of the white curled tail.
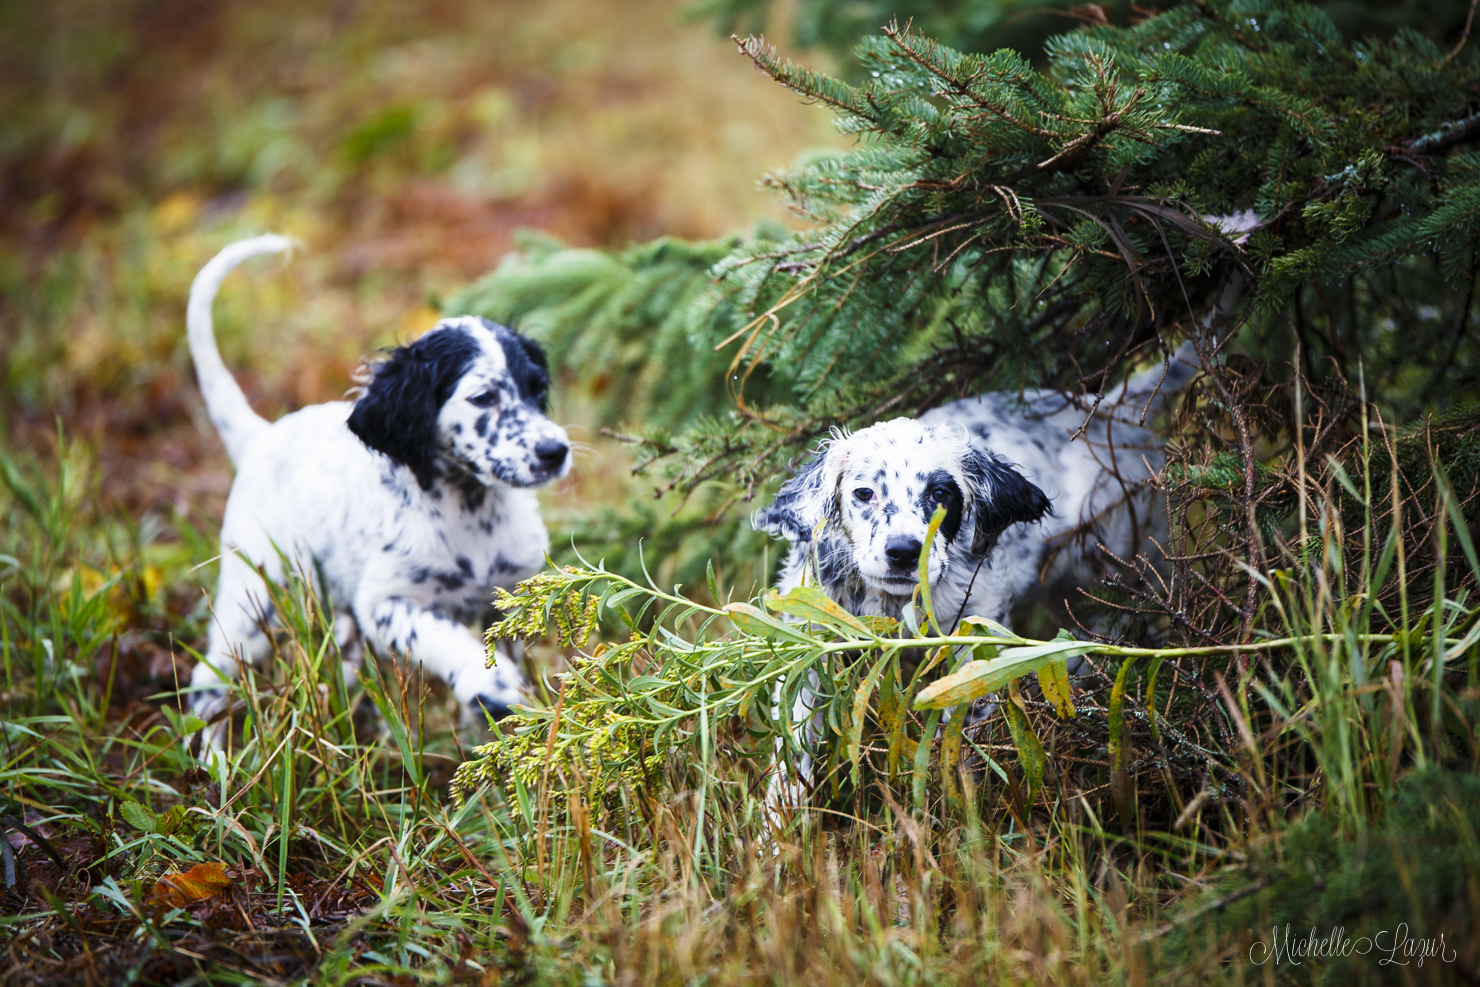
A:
[187,235,294,464]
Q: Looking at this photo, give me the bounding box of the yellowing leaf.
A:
[913,639,1091,710]
[858,615,900,635]
[1108,658,1137,827]
[145,861,232,911]
[958,615,1025,644]
[763,585,873,637]
[847,652,895,776]
[722,603,815,644]
[1037,658,1076,719]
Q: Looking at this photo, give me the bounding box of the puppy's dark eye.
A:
[853,488,874,503]
[928,487,949,504]
[468,390,499,409]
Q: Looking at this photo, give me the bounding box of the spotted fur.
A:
[185,236,570,744]
[754,345,1201,810]
[755,344,1200,632]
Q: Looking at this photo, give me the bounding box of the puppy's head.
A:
[755,418,1050,598]
[347,317,571,490]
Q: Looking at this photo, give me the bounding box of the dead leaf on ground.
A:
[145,861,232,911]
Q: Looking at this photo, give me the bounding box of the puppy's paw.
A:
[186,687,231,764]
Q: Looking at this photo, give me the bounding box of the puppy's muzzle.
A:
[884,535,923,574]
[534,438,569,471]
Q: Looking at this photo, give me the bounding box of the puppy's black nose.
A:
[884,536,924,567]
[534,438,568,469]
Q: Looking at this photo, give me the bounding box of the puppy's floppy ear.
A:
[348,325,480,490]
[506,329,552,412]
[512,331,549,373]
[752,438,850,543]
[963,449,1051,555]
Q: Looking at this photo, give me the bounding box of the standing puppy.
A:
[755,344,1200,633]
[753,347,1199,808]
[186,236,570,737]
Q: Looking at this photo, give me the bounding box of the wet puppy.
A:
[755,345,1200,634]
[186,236,570,743]
[753,347,1199,808]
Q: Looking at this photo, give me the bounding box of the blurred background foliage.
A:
[0,0,842,560]
[3,0,1477,605]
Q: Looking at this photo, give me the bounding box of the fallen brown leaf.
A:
[145,861,232,911]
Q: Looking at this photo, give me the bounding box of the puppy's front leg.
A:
[355,594,524,722]
[191,551,277,754]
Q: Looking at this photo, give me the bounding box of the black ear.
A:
[964,450,1052,555]
[347,326,480,490]
[752,441,846,544]
[498,326,551,412]
[514,332,549,374]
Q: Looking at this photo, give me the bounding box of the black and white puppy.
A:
[755,345,1201,634]
[186,235,570,740]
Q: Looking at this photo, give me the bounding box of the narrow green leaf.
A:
[706,559,720,603]
[1108,657,1137,827]
[918,504,948,633]
[848,651,895,777]
[1003,688,1046,804]
[941,709,967,818]
[958,614,1024,644]
[912,708,943,811]
[722,602,816,645]
[1144,656,1166,748]
[764,585,873,637]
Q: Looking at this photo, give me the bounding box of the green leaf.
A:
[940,708,967,818]
[912,708,943,810]
[959,614,1026,644]
[913,639,1092,710]
[1144,656,1166,748]
[847,651,896,778]
[764,585,873,637]
[1108,658,1137,828]
[722,602,817,645]
[120,800,157,834]
[1003,687,1046,804]
[0,447,44,522]
[918,504,948,633]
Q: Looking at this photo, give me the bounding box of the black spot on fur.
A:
[963,451,1051,554]
[348,325,481,490]
[498,327,552,412]
[920,470,965,543]
[471,695,514,722]
[447,467,486,511]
